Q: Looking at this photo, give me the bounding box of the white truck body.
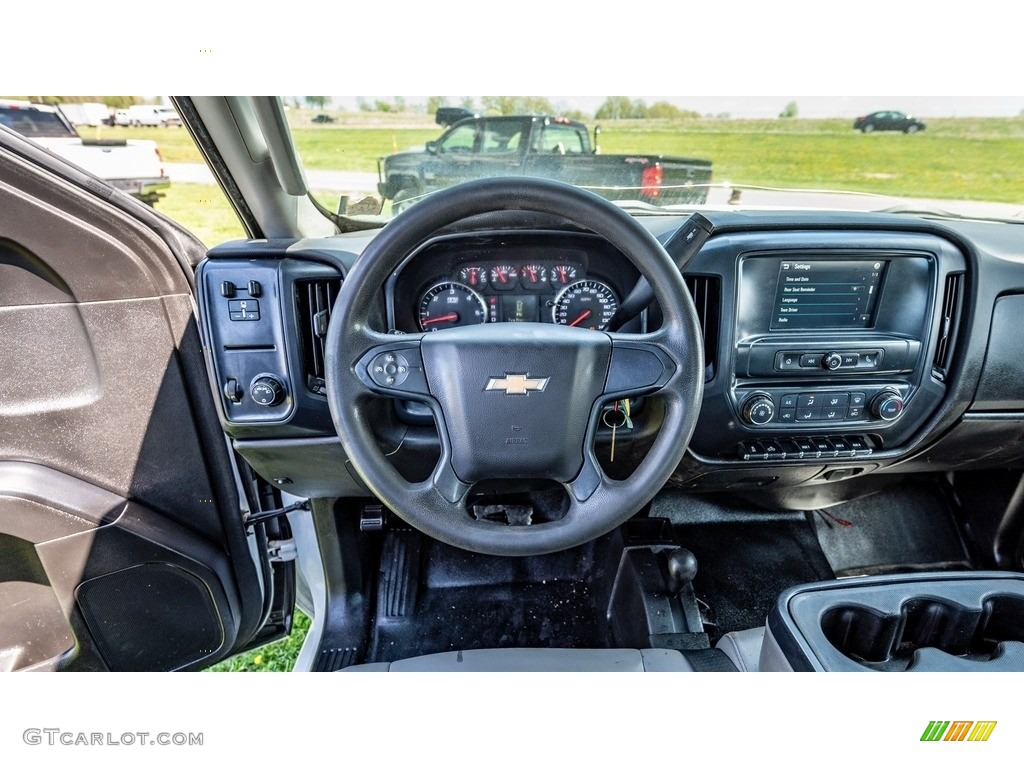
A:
[57,102,111,127]
[125,105,182,127]
[0,100,170,202]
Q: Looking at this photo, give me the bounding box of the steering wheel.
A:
[325,177,704,556]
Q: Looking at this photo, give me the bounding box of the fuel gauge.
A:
[457,266,488,289]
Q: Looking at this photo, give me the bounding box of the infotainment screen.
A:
[770,259,888,330]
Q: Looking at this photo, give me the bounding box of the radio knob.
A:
[871,392,904,422]
[822,352,843,371]
[742,395,775,426]
[250,376,285,406]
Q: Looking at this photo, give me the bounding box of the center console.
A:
[761,572,1024,672]
[686,230,966,464]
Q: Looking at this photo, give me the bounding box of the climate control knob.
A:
[870,392,904,422]
[250,376,285,406]
[742,395,775,426]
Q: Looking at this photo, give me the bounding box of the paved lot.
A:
[166,163,1024,221]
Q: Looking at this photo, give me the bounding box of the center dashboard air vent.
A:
[684,274,720,382]
[932,271,963,380]
[296,277,342,393]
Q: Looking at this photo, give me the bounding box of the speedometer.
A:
[418,282,487,331]
[552,280,618,330]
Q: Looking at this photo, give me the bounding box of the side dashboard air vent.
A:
[932,272,963,379]
[684,274,720,382]
[296,277,342,392]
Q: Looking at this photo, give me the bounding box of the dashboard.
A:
[195,209,1024,507]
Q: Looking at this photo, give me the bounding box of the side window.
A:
[480,122,522,153]
[440,124,477,153]
[538,125,585,154]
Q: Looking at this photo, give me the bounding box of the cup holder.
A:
[821,594,1024,671]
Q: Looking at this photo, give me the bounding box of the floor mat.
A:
[810,479,971,577]
[367,530,605,663]
[651,492,835,642]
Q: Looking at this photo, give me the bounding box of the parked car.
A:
[854,110,926,133]
[0,95,1022,680]
[311,113,335,124]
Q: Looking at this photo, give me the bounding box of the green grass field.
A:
[115,115,1024,206]
[208,611,311,672]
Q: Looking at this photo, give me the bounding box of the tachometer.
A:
[552,280,618,330]
[418,282,487,331]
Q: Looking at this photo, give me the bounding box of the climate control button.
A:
[871,392,905,422]
[742,395,775,425]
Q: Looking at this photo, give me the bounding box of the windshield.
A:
[0,105,76,139]
[287,96,1024,225]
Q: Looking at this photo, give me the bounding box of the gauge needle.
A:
[423,313,458,326]
[568,310,592,327]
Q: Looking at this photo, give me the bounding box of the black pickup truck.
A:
[378,109,713,210]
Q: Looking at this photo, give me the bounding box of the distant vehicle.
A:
[0,100,170,204]
[57,102,110,127]
[853,111,926,133]
[311,113,335,124]
[378,110,713,211]
[123,105,182,127]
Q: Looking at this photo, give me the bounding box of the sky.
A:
[3,1,1020,115]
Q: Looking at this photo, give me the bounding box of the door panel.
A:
[0,139,263,670]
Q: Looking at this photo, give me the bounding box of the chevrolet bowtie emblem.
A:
[485,374,549,395]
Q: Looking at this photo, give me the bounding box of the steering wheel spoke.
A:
[603,330,681,399]
[353,337,432,400]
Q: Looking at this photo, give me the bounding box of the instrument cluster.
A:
[387,232,642,335]
[416,261,619,332]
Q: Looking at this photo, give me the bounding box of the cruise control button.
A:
[369,351,411,387]
[780,394,799,409]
